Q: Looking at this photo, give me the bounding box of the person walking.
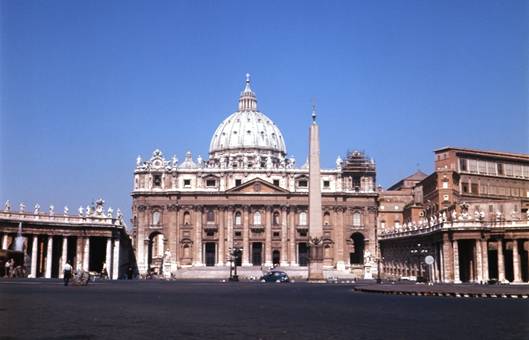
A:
[63,261,72,286]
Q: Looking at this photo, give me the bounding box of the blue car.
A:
[260,271,290,283]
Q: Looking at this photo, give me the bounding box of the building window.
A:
[153,175,162,188]
[442,180,449,189]
[206,179,216,187]
[235,179,242,186]
[273,179,280,187]
[497,163,504,175]
[234,211,242,225]
[234,231,242,237]
[471,183,479,194]
[298,179,308,188]
[207,209,215,222]
[352,212,361,226]
[253,211,262,225]
[323,180,330,188]
[443,195,449,201]
[183,179,191,188]
[299,212,307,225]
[459,159,467,171]
[462,182,469,193]
[152,211,161,225]
[183,211,191,225]
[273,231,280,237]
[272,211,280,225]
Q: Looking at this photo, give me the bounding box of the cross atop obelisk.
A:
[307,104,325,282]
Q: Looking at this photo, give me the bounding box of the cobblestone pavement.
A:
[1,279,528,339]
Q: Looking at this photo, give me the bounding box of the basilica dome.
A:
[208,75,288,168]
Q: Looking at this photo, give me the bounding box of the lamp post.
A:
[410,243,428,281]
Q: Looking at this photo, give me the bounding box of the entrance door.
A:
[272,250,280,265]
[298,243,308,267]
[205,243,216,267]
[252,243,262,266]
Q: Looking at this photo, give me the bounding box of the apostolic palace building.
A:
[131,75,378,278]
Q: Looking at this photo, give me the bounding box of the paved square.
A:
[1,280,528,339]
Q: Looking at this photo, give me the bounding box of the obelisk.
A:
[307,106,325,282]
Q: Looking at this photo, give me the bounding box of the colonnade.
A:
[1,233,121,279]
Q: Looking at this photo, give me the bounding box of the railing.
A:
[0,211,122,227]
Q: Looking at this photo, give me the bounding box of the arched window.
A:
[323,212,331,226]
[350,232,365,264]
[152,211,161,225]
[207,209,215,222]
[273,211,280,226]
[299,212,307,226]
[253,211,262,225]
[234,211,242,225]
[183,211,191,225]
[352,212,361,226]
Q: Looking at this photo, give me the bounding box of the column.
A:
[280,207,288,266]
[242,206,250,266]
[335,208,345,270]
[512,240,522,283]
[112,238,120,279]
[442,238,452,282]
[1,234,8,249]
[497,239,506,282]
[174,207,181,269]
[45,236,53,278]
[60,236,68,278]
[289,208,297,265]
[453,240,461,283]
[193,207,203,266]
[227,207,234,251]
[264,207,272,266]
[481,240,489,282]
[83,237,90,271]
[136,207,147,274]
[217,208,225,266]
[475,239,483,283]
[31,235,38,278]
[105,237,112,277]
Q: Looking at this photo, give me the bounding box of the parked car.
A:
[260,271,290,283]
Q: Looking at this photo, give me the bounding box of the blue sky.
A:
[1,0,528,222]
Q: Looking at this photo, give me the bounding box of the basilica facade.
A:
[131,75,378,278]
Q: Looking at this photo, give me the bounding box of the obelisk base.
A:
[307,241,325,282]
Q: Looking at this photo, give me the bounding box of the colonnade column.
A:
[264,207,272,267]
[512,240,522,283]
[288,208,296,265]
[481,240,489,282]
[1,234,8,249]
[475,239,483,283]
[174,207,181,268]
[497,240,506,283]
[105,237,112,277]
[335,207,345,271]
[280,207,288,266]
[242,206,250,266]
[31,235,38,278]
[217,208,225,266]
[442,237,452,283]
[83,237,90,271]
[194,207,203,266]
[112,238,120,279]
[452,240,461,283]
[60,236,68,278]
[45,236,53,278]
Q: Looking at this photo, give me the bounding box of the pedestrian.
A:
[127,265,133,280]
[4,260,11,278]
[63,261,72,286]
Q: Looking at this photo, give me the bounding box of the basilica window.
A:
[183,179,191,188]
[273,179,280,187]
[234,211,242,225]
[298,180,308,188]
[235,179,242,186]
[323,212,331,226]
[299,212,307,226]
[272,212,280,226]
[323,180,330,189]
[253,211,262,225]
[152,211,161,225]
[352,212,361,227]
[153,175,162,188]
[206,179,216,187]
[183,211,191,225]
[207,209,215,223]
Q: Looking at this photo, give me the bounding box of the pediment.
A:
[226,178,290,193]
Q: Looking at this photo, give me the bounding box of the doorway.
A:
[205,242,216,266]
[252,243,262,266]
[298,243,308,267]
